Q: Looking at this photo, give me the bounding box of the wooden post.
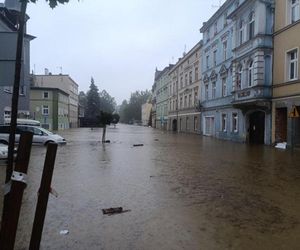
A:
[0,132,33,250]
[29,143,58,250]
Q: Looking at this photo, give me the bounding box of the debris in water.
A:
[154,139,159,141]
[102,207,131,215]
[133,144,144,147]
[60,230,69,235]
[275,142,287,149]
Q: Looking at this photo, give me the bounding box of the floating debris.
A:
[154,139,159,141]
[102,207,131,215]
[133,144,144,147]
[60,230,69,235]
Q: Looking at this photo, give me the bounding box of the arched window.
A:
[236,64,243,90]
[249,12,255,40]
[248,60,254,87]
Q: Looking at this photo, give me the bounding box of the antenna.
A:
[57,66,63,74]
[212,0,222,9]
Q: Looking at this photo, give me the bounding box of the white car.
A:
[0,125,66,146]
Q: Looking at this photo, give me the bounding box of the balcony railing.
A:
[232,85,271,105]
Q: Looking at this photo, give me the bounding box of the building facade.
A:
[272,0,300,147]
[153,66,173,130]
[200,0,236,140]
[200,0,274,145]
[168,42,202,133]
[141,102,152,126]
[0,1,34,123]
[30,87,69,130]
[32,73,79,128]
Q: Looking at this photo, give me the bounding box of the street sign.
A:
[288,106,300,118]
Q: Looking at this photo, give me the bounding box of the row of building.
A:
[151,0,300,147]
[0,0,81,130]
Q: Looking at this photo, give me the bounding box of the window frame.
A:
[221,113,227,132]
[232,112,238,133]
[42,105,49,115]
[248,60,254,87]
[286,48,298,81]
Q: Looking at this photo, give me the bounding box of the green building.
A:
[30,87,69,131]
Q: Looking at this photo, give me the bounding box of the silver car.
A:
[0,125,66,146]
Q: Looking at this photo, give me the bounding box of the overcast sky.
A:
[2,0,220,104]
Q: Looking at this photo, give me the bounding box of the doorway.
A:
[249,111,265,144]
[172,119,177,132]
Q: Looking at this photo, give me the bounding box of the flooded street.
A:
[1,124,300,250]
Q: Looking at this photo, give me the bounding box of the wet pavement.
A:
[1,124,300,250]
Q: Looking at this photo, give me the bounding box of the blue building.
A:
[0,0,35,123]
[200,0,274,144]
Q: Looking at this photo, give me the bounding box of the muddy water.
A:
[1,124,300,250]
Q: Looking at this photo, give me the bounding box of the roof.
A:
[168,40,203,75]
[200,0,235,33]
[33,74,79,87]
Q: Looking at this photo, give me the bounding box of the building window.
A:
[291,0,300,23]
[232,113,238,132]
[248,60,254,86]
[214,22,218,35]
[287,49,298,81]
[222,77,227,97]
[43,91,49,99]
[236,65,243,90]
[213,50,217,66]
[180,97,183,109]
[186,117,189,130]
[249,12,255,40]
[239,20,245,45]
[223,41,227,60]
[194,89,198,105]
[206,55,210,69]
[189,71,193,84]
[224,12,228,27]
[19,86,25,95]
[206,29,210,43]
[188,94,192,107]
[42,105,49,115]
[221,114,227,132]
[184,96,187,108]
[194,116,198,131]
[185,74,188,86]
[212,81,216,99]
[195,67,199,81]
[180,76,183,88]
[205,84,209,100]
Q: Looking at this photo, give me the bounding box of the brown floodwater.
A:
[1,124,300,249]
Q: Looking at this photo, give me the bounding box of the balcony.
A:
[232,85,271,110]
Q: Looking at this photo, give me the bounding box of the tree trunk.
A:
[0,0,28,241]
[102,125,106,143]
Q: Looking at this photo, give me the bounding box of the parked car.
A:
[0,125,66,146]
[4,118,41,127]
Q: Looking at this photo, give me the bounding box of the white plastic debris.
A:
[60,230,69,235]
[275,142,287,149]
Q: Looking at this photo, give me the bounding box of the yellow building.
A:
[273,0,300,146]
